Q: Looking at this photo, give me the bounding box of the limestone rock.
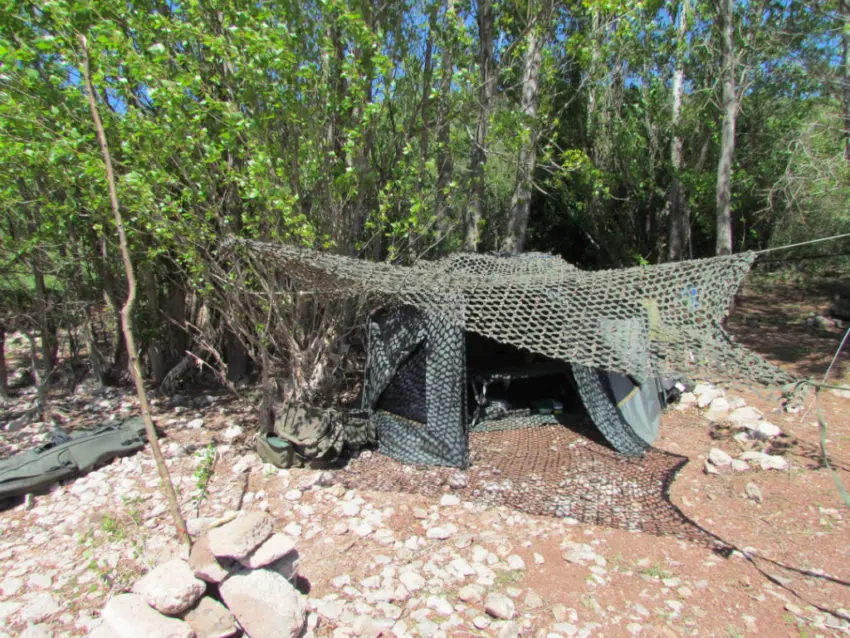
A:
[731,459,750,472]
[728,407,763,429]
[19,593,61,623]
[705,397,731,422]
[207,511,273,560]
[485,593,516,620]
[675,392,697,411]
[102,593,195,638]
[239,533,297,569]
[132,559,207,616]
[693,384,723,409]
[708,448,732,468]
[267,551,299,582]
[189,535,230,584]
[760,455,788,471]
[219,568,306,638]
[753,421,782,439]
[182,597,237,638]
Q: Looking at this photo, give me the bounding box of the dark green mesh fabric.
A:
[229,240,793,387]
[228,240,795,467]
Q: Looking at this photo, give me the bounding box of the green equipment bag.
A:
[0,418,148,502]
[256,403,375,469]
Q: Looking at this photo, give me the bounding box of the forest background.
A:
[1,0,848,402]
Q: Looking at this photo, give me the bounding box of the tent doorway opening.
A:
[364,306,669,469]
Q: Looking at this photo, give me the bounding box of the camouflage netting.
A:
[228,239,794,387]
[341,424,725,548]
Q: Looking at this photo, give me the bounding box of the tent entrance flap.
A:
[572,364,662,456]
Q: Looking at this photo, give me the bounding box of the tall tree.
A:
[668,0,691,261]
[842,0,850,163]
[434,0,456,244]
[503,0,551,254]
[466,0,496,251]
[714,0,737,256]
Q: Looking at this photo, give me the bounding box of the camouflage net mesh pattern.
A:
[341,423,724,548]
[229,239,794,387]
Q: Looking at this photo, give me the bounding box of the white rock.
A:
[19,624,53,638]
[0,577,23,596]
[219,568,306,638]
[694,384,723,408]
[440,494,460,507]
[182,596,237,638]
[222,425,244,442]
[207,511,273,560]
[133,559,206,615]
[426,596,454,616]
[485,593,516,620]
[102,593,194,638]
[19,593,61,623]
[728,407,763,428]
[727,396,747,409]
[449,558,476,578]
[398,571,425,592]
[754,421,782,439]
[708,448,732,468]
[339,501,361,517]
[240,533,297,569]
[507,555,526,570]
[458,585,483,603]
[472,616,491,629]
[284,490,302,502]
[561,542,599,565]
[186,418,205,429]
[675,392,697,411]
[760,455,789,471]
[267,552,299,583]
[425,526,452,540]
[705,397,731,422]
[731,459,750,472]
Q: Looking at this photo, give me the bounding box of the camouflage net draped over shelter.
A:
[229,239,794,387]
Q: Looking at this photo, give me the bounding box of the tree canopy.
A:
[1,0,848,393]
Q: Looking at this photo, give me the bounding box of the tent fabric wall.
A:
[363,305,665,468]
[364,307,469,468]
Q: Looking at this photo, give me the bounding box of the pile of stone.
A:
[676,383,791,475]
[91,511,307,638]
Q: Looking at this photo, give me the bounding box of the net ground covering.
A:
[229,239,795,388]
[340,422,723,548]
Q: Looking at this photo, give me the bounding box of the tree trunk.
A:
[502,7,546,254]
[0,324,7,400]
[434,0,456,246]
[31,259,58,376]
[842,0,850,163]
[715,0,736,256]
[466,0,496,252]
[668,0,691,261]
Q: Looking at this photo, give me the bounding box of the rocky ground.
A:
[1,279,849,638]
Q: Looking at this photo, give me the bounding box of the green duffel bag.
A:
[0,418,148,501]
[256,403,375,469]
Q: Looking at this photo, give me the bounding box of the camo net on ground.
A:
[341,422,724,548]
[229,239,794,387]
